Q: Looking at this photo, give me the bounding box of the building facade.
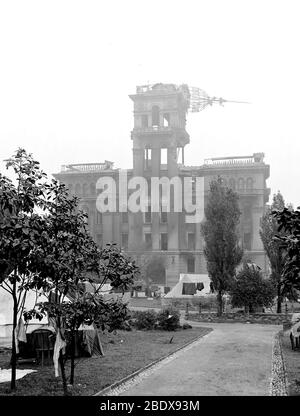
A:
[54,83,270,288]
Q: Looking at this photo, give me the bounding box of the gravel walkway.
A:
[100,332,212,396]
[105,322,280,396]
[269,332,288,396]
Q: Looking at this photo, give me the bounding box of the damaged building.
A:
[54,83,270,288]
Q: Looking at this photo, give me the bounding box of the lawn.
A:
[128,297,162,309]
[279,330,300,396]
[0,327,211,396]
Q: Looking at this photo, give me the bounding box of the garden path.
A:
[119,321,279,396]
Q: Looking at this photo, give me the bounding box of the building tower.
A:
[128,84,190,283]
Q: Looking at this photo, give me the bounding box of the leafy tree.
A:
[260,192,287,313]
[272,206,300,291]
[144,255,166,286]
[98,243,140,292]
[201,177,243,316]
[0,149,47,390]
[25,182,139,392]
[229,262,275,312]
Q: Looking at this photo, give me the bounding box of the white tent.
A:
[164,274,211,298]
[0,288,49,338]
[0,281,131,340]
[82,281,131,303]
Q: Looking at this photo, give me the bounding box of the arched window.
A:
[246,177,253,190]
[90,183,96,196]
[82,183,88,197]
[229,178,236,190]
[238,178,245,191]
[75,183,81,195]
[152,105,160,126]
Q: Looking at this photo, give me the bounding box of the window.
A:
[144,205,152,223]
[144,148,151,170]
[161,148,168,168]
[160,204,168,223]
[229,178,236,190]
[90,183,96,196]
[244,205,251,220]
[121,233,128,250]
[96,234,102,248]
[145,233,152,249]
[187,233,195,250]
[238,178,245,191]
[75,183,81,195]
[246,177,253,190]
[163,113,170,127]
[160,233,168,251]
[82,183,88,197]
[177,147,182,164]
[141,114,148,128]
[122,212,128,223]
[160,212,168,223]
[191,177,196,204]
[152,105,160,126]
[96,211,102,225]
[187,256,195,273]
[244,233,251,250]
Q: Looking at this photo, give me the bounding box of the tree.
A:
[145,255,166,286]
[0,149,47,390]
[201,177,243,316]
[272,206,300,291]
[25,181,139,392]
[260,192,287,313]
[229,262,275,313]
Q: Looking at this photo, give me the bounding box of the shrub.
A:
[157,307,181,331]
[118,320,132,331]
[133,309,158,330]
[229,263,275,313]
[182,323,192,330]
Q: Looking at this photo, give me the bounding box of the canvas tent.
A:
[81,281,131,303]
[164,274,212,298]
[0,279,132,340]
[0,288,49,339]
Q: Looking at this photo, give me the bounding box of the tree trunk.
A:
[277,285,282,313]
[59,351,68,396]
[217,290,223,316]
[70,330,76,385]
[10,281,18,391]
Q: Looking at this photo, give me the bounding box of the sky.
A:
[0,0,299,207]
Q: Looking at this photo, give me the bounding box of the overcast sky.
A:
[0,0,299,207]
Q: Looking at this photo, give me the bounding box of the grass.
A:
[0,327,211,396]
[279,330,300,396]
[128,297,162,309]
[128,296,300,313]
